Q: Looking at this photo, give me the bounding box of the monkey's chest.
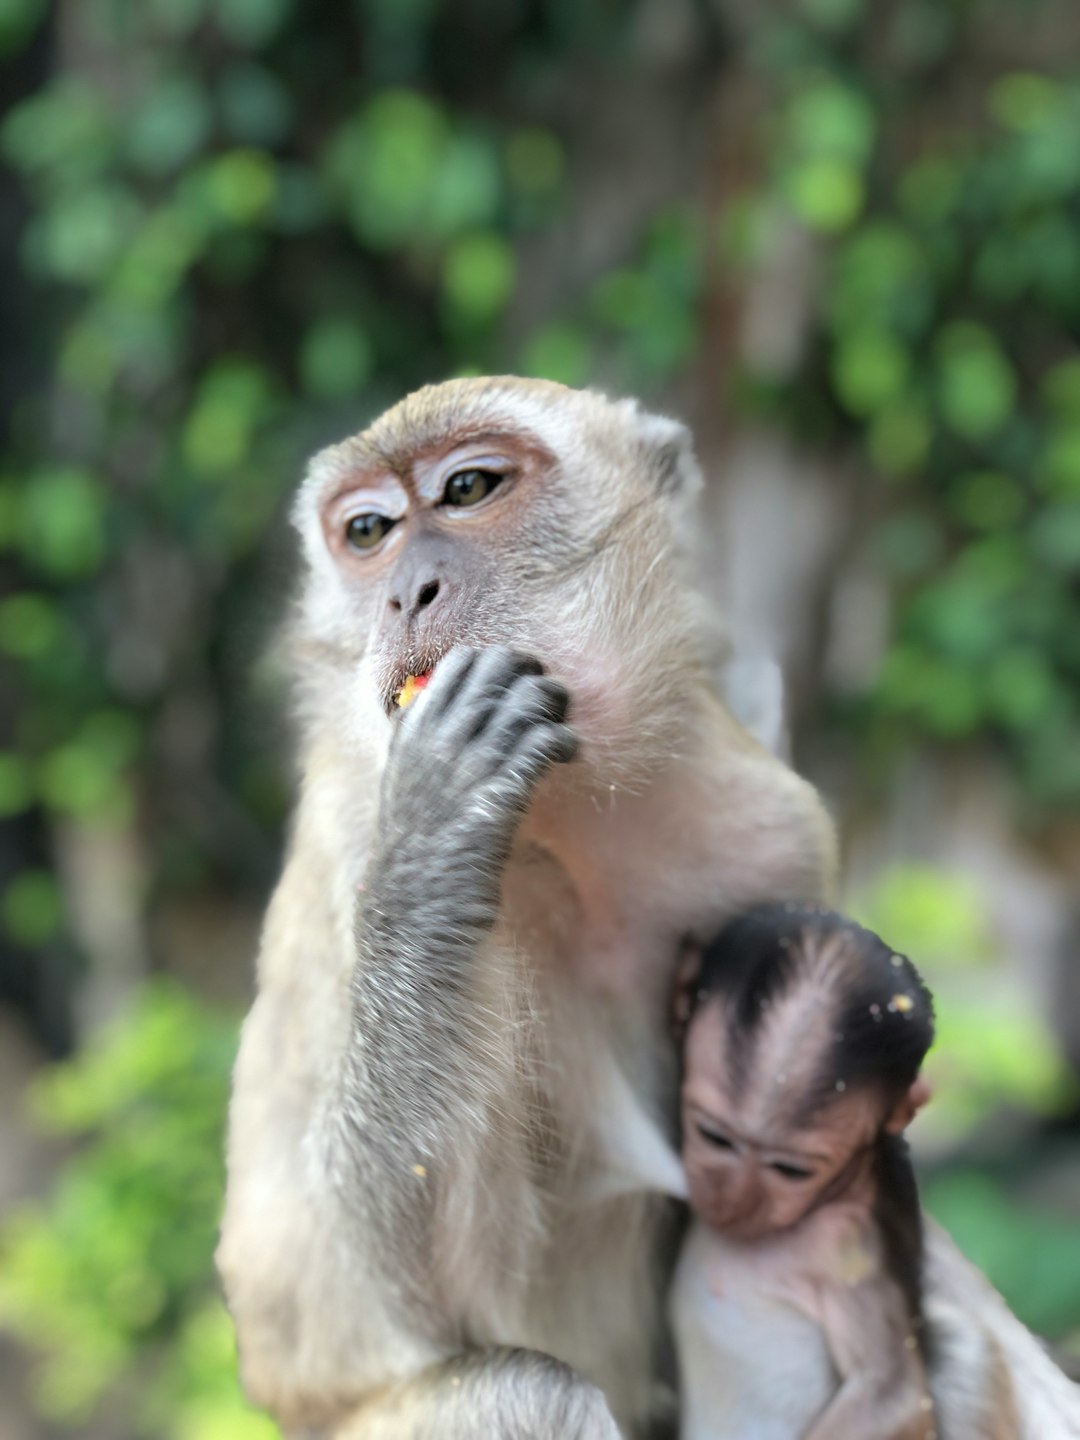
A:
[671,1222,837,1440]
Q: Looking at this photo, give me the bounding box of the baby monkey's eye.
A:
[443,469,503,508]
[345,513,396,551]
[697,1124,735,1150]
[770,1162,813,1181]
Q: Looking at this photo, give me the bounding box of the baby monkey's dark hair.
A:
[691,902,936,1331]
[693,901,935,1124]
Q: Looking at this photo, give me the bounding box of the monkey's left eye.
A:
[443,469,503,508]
[770,1162,813,1181]
[345,513,396,551]
[697,1125,735,1150]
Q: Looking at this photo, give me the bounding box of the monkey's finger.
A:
[418,645,481,721]
[513,721,579,774]
[482,676,572,762]
[445,646,546,744]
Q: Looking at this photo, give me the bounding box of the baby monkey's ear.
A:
[671,940,704,1040]
[884,1074,933,1134]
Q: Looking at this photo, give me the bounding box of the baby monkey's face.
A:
[680,1000,893,1241]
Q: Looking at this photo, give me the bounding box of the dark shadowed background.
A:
[0,1,1078,1435]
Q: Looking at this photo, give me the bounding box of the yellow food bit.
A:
[891,994,914,1013]
[397,674,430,709]
[412,1163,427,1178]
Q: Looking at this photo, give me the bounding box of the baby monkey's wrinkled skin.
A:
[672,905,939,1440]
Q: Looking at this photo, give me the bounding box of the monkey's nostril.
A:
[417,579,439,609]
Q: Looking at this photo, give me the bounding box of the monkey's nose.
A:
[388,577,441,618]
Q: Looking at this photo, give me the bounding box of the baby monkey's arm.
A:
[805,1268,935,1440]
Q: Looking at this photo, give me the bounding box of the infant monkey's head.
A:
[680,903,934,1241]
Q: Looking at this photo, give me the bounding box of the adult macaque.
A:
[673,903,968,1440]
[218,379,1080,1439]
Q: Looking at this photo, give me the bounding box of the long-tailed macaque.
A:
[217,378,1080,1439]
[672,903,944,1440]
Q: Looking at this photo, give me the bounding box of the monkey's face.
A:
[680,1001,886,1240]
[291,379,703,759]
[314,431,548,712]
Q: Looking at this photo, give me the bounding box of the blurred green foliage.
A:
[729,3,1080,804]
[0,0,1078,1432]
[0,984,275,1436]
[853,865,1076,1137]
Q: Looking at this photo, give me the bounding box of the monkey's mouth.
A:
[394,671,432,710]
[382,651,444,716]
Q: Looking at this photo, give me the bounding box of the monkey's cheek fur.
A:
[395,673,431,709]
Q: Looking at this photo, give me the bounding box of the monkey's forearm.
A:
[803,1374,933,1440]
[348,836,508,1124]
[330,1348,621,1440]
[923,1223,1080,1439]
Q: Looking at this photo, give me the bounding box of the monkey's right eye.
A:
[770,1162,813,1181]
[345,513,395,552]
[697,1124,734,1150]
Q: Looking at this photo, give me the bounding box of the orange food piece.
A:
[396,673,431,709]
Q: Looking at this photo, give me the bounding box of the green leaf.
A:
[787,81,875,164]
[851,864,991,969]
[1028,502,1080,569]
[1041,426,1080,494]
[832,331,909,417]
[427,134,501,238]
[0,592,62,658]
[299,319,374,399]
[18,469,107,580]
[183,360,273,475]
[984,649,1057,730]
[522,323,591,387]
[867,400,931,477]
[950,471,1025,531]
[505,127,564,193]
[327,91,447,249]
[217,62,292,146]
[126,74,213,176]
[31,186,140,283]
[785,157,863,232]
[215,0,291,48]
[936,323,1017,442]
[990,73,1064,133]
[441,231,515,324]
[206,149,277,224]
[1041,359,1080,420]
[1,78,111,178]
[1,869,62,946]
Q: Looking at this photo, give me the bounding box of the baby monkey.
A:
[672,902,937,1440]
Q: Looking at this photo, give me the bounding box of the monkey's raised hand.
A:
[369,645,577,928]
[350,646,577,1147]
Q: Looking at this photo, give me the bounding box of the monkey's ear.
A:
[626,405,704,501]
[671,941,703,1039]
[884,1074,933,1134]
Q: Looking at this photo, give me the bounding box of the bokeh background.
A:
[0,0,1078,1435]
